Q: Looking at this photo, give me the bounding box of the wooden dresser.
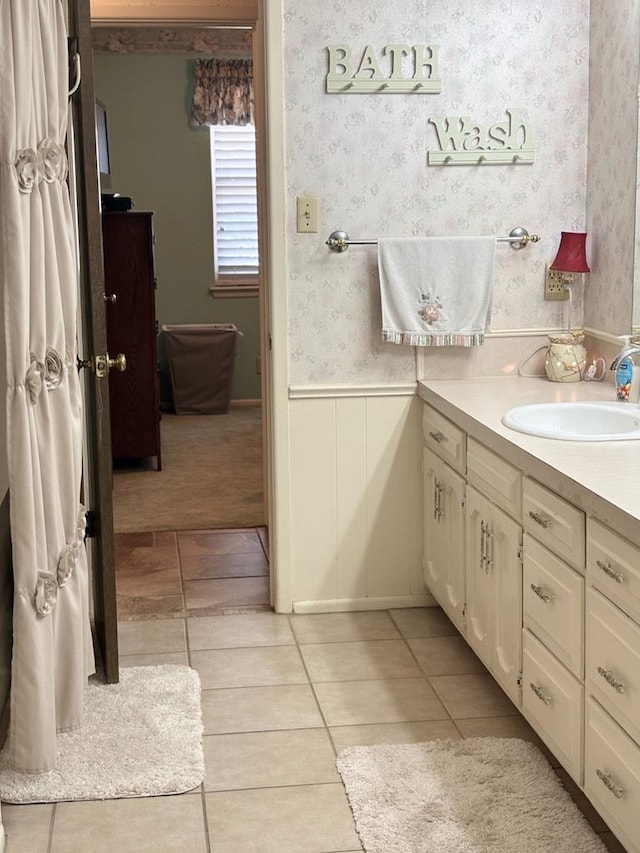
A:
[101,211,161,470]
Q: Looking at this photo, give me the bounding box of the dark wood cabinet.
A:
[101,211,161,470]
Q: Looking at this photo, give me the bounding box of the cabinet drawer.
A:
[423,405,466,474]
[522,478,585,570]
[523,534,584,679]
[586,587,640,746]
[467,437,521,520]
[522,628,583,784]
[588,517,640,624]
[585,698,640,853]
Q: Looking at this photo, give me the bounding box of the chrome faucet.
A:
[610,344,640,370]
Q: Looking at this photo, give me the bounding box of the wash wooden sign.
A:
[326,43,441,93]
[427,109,535,165]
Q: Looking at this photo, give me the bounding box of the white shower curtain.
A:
[0,0,95,773]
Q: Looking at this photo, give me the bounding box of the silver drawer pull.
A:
[528,510,551,529]
[596,768,624,799]
[597,666,625,694]
[596,559,625,584]
[530,583,553,603]
[434,480,444,522]
[529,682,551,705]
[480,520,488,573]
[429,430,447,443]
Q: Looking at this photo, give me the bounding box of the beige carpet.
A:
[113,406,263,533]
[0,666,204,803]
[337,737,607,853]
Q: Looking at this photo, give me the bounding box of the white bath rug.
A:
[0,665,204,803]
[336,737,607,853]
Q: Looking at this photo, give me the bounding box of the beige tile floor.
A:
[1,530,629,852]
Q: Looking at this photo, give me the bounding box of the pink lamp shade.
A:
[549,231,590,273]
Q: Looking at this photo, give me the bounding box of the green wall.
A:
[93,53,261,403]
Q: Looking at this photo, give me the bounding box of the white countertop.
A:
[418,376,640,545]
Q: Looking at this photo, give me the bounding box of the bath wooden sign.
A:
[326,43,441,93]
[427,109,535,165]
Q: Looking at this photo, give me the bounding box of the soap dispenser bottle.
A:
[615,336,640,402]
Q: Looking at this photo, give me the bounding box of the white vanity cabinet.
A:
[420,379,640,853]
[585,519,640,853]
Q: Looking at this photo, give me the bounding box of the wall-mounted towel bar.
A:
[326,227,540,253]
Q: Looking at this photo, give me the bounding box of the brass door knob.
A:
[76,353,127,378]
[107,353,127,373]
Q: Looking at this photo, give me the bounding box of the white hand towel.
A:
[378,236,496,346]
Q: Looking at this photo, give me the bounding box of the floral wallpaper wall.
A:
[585,1,640,337]
[283,0,590,386]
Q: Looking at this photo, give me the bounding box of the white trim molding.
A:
[289,383,417,399]
[483,327,571,338]
[293,593,437,613]
[583,326,628,346]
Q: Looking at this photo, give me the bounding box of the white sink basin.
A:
[501,401,640,441]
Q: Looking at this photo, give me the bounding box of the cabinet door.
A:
[491,502,523,705]
[423,448,465,632]
[466,486,493,668]
[466,486,523,702]
[440,458,466,632]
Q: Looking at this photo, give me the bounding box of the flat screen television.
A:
[95,99,111,179]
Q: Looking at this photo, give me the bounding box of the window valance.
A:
[191,58,254,127]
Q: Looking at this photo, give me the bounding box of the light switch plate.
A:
[296,196,318,233]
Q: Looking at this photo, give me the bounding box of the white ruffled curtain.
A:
[0,0,95,774]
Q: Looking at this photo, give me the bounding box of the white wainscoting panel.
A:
[289,391,425,609]
[336,398,368,600]
[289,399,339,603]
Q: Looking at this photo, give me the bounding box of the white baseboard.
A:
[292,593,437,613]
[230,398,262,407]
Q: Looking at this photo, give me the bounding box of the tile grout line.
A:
[46,801,56,853]
[287,613,340,757]
[396,622,458,730]
[174,530,188,621]
[199,786,212,853]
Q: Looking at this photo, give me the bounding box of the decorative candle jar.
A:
[544,331,586,383]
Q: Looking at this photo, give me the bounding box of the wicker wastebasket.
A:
[162,323,239,414]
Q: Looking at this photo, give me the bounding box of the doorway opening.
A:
[91,24,271,619]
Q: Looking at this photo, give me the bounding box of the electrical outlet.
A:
[544,265,572,301]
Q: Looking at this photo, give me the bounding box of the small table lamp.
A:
[544,232,590,382]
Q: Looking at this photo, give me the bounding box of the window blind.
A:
[210,125,259,285]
